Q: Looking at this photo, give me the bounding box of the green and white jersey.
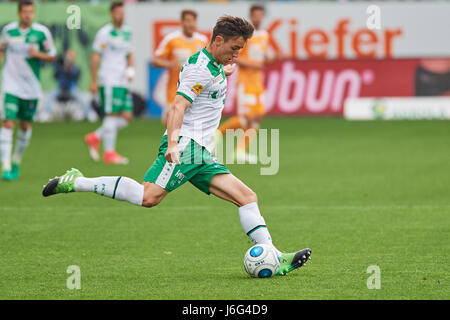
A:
[93,23,132,88]
[174,48,227,152]
[0,22,56,100]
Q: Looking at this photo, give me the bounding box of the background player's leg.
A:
[116,112,131,130]
[12,121,32,166]
[0,120,14,174]
[208,173,280,254]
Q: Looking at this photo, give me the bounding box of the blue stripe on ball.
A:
[250,246,264,257]
[258,269,273,278]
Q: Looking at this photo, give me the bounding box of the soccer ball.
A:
[243,244,280,278]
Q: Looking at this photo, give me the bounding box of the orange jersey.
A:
[236,29,269,94]
[154,30,208,105]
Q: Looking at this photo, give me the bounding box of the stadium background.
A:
[0,0,449,119]
[0,0,449,300]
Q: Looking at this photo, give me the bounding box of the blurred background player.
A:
[0,0,56,180]
[152,9,208,124]
[217,4,269,163]
[41,49,97,122]
[84,1,135,164]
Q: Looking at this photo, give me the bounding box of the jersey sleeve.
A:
[176,64,212,103]
[41,27,56,57]
[92,29,107,54]
[154,34,172,59]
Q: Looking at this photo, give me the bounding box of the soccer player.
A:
[217,4,269,163]
[152,9,208,124]
[43,16,311,276]
[0,0,56,180]
[84,1,135,164]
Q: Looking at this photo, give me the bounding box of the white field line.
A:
[1,204,450,212]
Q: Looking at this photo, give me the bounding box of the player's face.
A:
[250,9,265,30]
[111,6,125,27]
[181,14,197,38]
[18,5,34,27]
[216,36,246,65]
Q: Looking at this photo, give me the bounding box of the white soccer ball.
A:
[243,244,280,278]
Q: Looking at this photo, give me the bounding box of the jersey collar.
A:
[202,47,221,67]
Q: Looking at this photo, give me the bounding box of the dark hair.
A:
[250,4,265,15]
[211,16,254,43]
[18,0,34,12]
[110,1,124,12]
[181,9,197,20]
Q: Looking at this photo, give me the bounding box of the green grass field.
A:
[0,117,449,299]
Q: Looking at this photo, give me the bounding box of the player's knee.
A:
[121,112,133,122]
[19,121,32,131]
[241,190,258,206]
[2,120,14,129]
[142,195,162,208]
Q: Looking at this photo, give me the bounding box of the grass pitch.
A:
[0,117,449,299]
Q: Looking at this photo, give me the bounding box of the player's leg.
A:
[42,167,147,206]
[236,92,265,163]
[10,97,38,179]
[112,90,133,142]
[207,173,311,276]
[84,86,107,161]
[1,119,14,180]
[85,86,127,164]
[1,93,20,180]
[208,173,277,246]
[43,136,191,207]
[10,120,32,179]
[217,115,245,135]
[101,87,131,164]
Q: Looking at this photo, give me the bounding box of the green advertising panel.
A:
[0,2,110,91]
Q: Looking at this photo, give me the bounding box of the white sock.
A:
[0,127,13,171]
[12,128,32,164]
[115,117,129,130]
[74,176,144,206]
[99,116,117,152]
[238,202,281,255]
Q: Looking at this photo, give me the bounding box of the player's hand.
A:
[28,45,40,58]
[126,67,136,83]
[167,60,180,69]
[165,145,181,165]
[89,81,98,94]
[223,63,236,76]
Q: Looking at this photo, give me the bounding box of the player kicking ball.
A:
[42,16,311,276]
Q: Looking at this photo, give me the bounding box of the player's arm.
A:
[28,46,56,63]
[126,51,135,82]
[90,51,101,94]
[165,94,191,165]
[152,35,178,69]
[90,29,106,94]
[0,28,7,65]
[152,55,179,69]
[30,27,56,63]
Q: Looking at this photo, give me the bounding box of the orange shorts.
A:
[236,83,266,117]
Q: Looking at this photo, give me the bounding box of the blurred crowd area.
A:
[1,0,449,3]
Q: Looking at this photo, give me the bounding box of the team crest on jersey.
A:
[191,83,204,96]
[28,35,38,43]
